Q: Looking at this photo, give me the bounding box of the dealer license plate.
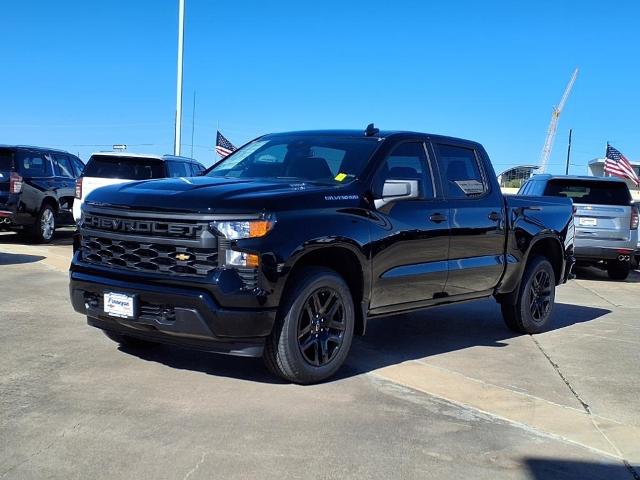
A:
[579,217,597,227]
[104,292,136,318]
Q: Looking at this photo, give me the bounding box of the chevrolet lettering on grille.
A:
[83,215,202,237]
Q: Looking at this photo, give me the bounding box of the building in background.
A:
[497,165,540,189]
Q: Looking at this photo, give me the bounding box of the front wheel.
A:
[607,260,630,281]
[501,255,556,334]
[263,267,355,384]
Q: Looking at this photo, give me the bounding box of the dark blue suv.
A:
[0,145,84,243]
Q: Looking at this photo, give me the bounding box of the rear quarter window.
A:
[16,151,52,177]
[83,156,165,180]
[544,179,631,205]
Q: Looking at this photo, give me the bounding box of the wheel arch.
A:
[41,196,59,214]
[526,235,564,285]
[497,233,564,306]
[284,245,368,336]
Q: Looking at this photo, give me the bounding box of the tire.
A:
[501,255,556,334]
[607,260,630,281]
[264,267,355,384]
[102,330,156,349]
[25,204,56,244]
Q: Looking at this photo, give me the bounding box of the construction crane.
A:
[538,67,579,173]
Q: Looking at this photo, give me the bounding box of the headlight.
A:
[210,214,276,240]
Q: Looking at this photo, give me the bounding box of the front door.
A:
[370,141,450,312]
[431,141,505,296]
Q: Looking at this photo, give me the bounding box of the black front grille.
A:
[81,236,218,277]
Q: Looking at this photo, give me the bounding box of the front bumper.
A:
[69,271,277,357]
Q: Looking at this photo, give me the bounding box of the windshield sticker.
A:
[219,140,268,169]
[325,194,359,201]
[334,173,348,182]
[454,180,484,195]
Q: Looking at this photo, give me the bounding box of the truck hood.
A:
[84,176,361,213]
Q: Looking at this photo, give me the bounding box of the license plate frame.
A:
[104,292,137,319]
[579,217,597,227]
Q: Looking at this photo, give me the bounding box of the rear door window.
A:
[434,143,487,198]
[53,154,75,178]
[544,179,631,205]
[83,156,165,180]
[189,163,204,176]
[16,151,52,177]
[166,161,190,177]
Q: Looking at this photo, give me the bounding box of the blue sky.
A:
[2,0,639,171]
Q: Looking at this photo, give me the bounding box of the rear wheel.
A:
[501,255,556,334]
[25,205,56,243]
[264,267,355,384]
[607,260,630,281]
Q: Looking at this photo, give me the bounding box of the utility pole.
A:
[565,129,572,175]
[173,0,185,156]
[191,91,196,159]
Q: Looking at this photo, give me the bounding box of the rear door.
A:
[431,141,506,296]
[543,179,632,242]
[370,141,450,311]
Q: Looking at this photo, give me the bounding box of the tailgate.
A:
[81,177,133,201]
[0,149,14,206]
[574,204,631,241]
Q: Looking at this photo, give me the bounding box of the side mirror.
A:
[374,179,419,209]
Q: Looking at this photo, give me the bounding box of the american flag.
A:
[215,131,237,158]
[604,144,639,186]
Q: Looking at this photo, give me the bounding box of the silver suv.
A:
[519,175,639,280]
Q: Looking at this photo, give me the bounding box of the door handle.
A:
[488,211,502,222]
[429,213,447,223]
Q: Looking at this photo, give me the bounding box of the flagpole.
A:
[565,129,572,175]
[190,90,196,159]
[173,0,185,156]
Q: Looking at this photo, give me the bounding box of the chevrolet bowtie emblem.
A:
[174,253,191,261]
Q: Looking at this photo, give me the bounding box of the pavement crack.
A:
[530,336,590,413]
[530,335,640,480]
[183,452,208,480]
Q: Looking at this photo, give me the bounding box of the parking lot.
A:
[1,230,639,479]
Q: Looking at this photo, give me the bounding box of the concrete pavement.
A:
[1,230,639,479]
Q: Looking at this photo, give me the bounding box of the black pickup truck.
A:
[69,127,575,383]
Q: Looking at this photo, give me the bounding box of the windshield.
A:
[207,135,380,184]
[84,155,165,180]
[544,179,632,206]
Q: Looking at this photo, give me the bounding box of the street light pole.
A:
[173,0,185,156]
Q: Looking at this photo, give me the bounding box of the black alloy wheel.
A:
[529,269,552,323]
[500,255,556,334]
[263,266,355,384]
[297,288,347,367]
